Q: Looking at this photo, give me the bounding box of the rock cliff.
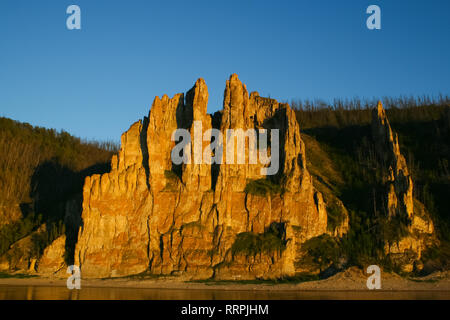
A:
[74,75,346,279]
[371,102,436,272]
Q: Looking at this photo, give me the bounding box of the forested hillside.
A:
[294,96,450,273]
[0,117,117,264]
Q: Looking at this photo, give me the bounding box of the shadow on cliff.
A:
[140,116,151,190]
[20,159,111,265]
[302,124,375,209]
[169,92,193,181]
[260,108,288,185]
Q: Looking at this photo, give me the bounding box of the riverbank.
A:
[0,267,449,292]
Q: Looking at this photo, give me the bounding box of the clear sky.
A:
[1,0,449,141]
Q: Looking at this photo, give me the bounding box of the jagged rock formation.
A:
[371,102,435,272]
[372,102,415,219]
[74,74,347,279]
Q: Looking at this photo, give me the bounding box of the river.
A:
[0,285,449,300]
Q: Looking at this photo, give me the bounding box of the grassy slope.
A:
[296,102,450,271]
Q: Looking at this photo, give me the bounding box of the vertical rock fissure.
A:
[140,116,150,190]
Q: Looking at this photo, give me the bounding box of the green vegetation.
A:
[293,95,447,130]
[231,223,286,255]
[0,272,37,279]
[326,202,346,232]
[162,170,181,191]
[296,234,342,273]
[301,129,387,267]
[244,178,282,197]
[419,241,450,272]
[0,213,38,255]
[188,273,320,285]
[0,117,117,207]
[100,271,166,281]
[295,95,450,270]
[379,214,411,245]
[30,220,65,258]
[164,170,180,181]
[0,117,118,263]
[181,221,205,234]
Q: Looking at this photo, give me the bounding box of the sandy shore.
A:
[1,267,449,292]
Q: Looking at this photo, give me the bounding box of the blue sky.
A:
[1,0,449,141]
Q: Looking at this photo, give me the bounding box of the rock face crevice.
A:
[74,75,346,279]
[139,116,150,190]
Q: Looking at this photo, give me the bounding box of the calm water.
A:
[0,285,449,300]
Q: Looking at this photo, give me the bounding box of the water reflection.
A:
[0,285,449,300]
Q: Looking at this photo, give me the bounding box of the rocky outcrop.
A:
[0,193,81,275]
[36,235,66,275]
[371,102,435,272]
[74,74,346,279]
[0,225,47,272]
